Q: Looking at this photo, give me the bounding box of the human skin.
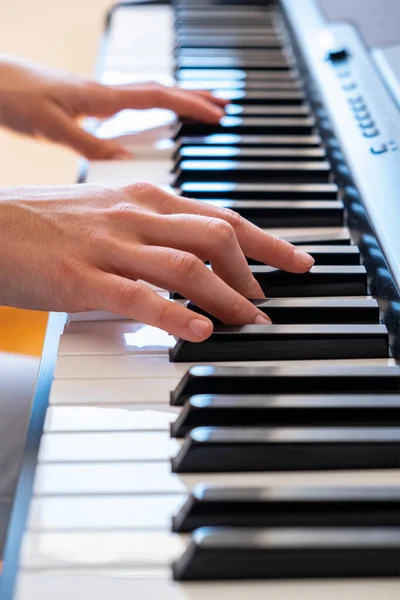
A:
[0,183,314,341]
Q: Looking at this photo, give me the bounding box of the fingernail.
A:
[254,312,272,325]
[294,249,315,270]
[113,150,133,160]
[189,318,213,339]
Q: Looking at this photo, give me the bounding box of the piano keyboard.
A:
[4,0,400,599]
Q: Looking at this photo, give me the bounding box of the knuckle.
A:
[206,217,236,245]
[171,251,202,281]
[123,181,157,199]
[220,207,243,229]
[112,280,149,313]
[109,202,137,220]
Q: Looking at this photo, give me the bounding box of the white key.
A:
[15,570,400,600]
[28,495,185,530]
[33,461,400,497]
[85,159,173,187]
[38,432,181,462]
[49,378,180,405]
[54,354,398,380]
[21,531,186,569]
[58,322,175,355]
[44,405,179,433]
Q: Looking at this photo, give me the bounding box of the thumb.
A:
[42,104,132,160]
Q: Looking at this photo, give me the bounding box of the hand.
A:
[0,56,227,159]
[0,184,314,341]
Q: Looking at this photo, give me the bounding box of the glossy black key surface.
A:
[245,244,359,265]
[172,485,400,531]
[169,324,388,362]
[179,182,338,199]
[282,230,351,245]
[180,88,305,103]
[251,265,367,296]
[188,200,343,228]
[176,70,301,83]
[177,35,283,49]
[170,365,400,405]
[175,147,326,163]
[171,426,400,472]
[176,48,287,59]
[224,104,310,117]
[177,57,293,71]
[171,394,399,438]
[173,527,400,580]
[186,297,377,325]
[175,134,322,151]
[174,160,331,185]
[173,115,315,137]
[176,147,326,166]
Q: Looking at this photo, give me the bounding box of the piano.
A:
[2,0,400,597]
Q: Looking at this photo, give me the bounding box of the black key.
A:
[173,115,316,137]
[170,265,365,299]
[172,485,400,531]
[179,182,338,199]
[177,35,283,49]
[177,48,287,59]
[176,147,326,164]
[176,70,301,84]
[176,8,273,19]
[170,365,400,405]
[250,265,367,296]
[246,245,359,265]
[169,324,388,363]
[171,426,400,472]
[173,527,400,580]
[186,297,377,325]
[176,57,293,71]
[173,160,331,185]
[177,28,278,37]
[175,147,326,164]
[175,134,322,153]
[224,104,310,117]
[183,89,305,104]
[188,200,343,228]
[281,230,351,245]
[171,393,398,438]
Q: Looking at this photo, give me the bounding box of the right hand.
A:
[0,183,314,341]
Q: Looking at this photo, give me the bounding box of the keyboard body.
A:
[3,0,400,598]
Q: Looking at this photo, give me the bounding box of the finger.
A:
[84,271,214,342]
[124,185,315,273]
[115,84,225,123]
[133,212,264,299]
[112,245,271,325]
[190,89,230,108]
[41,104,132,160]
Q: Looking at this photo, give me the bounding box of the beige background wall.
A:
[0,0,114,186]
[0,0,115,359]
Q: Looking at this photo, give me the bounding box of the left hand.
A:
[0,56,227,159]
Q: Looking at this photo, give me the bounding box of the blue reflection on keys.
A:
[181,160,237,170]
[180,80,246,90]
[214,89,246,100]
[225,104,244,115]
[203,134,242,144]
[181,147,240,158]
[177,69,247,80]
[203,199,236,208]
[220,116,243,126]
[182,183,237,192]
